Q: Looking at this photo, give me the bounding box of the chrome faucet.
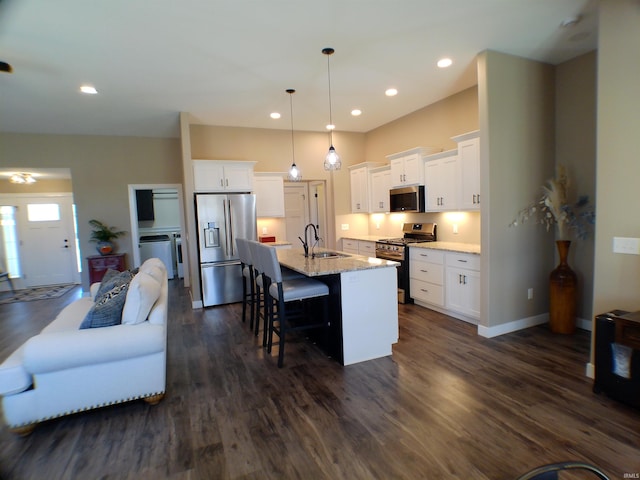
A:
[300,223,319,257]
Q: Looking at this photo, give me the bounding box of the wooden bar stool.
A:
[255,242,330,368]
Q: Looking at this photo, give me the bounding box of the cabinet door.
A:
[390,158,406,187]
[445,267,480,321]
[358,241,376,257]
[254,176,284,217]
[459,137,480,210]
[425,157,458,211]
[224,164,254,191]
[193,162,225,192]
[350,167,369,213]
[402,153,423,185]
[370,170,391,212]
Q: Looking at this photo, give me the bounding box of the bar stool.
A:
[248,241,304,346]
[255,242,330,368]
[235,238,256,328]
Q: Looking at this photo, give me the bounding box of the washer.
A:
[139,235,174,279]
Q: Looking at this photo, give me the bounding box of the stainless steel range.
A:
[376,223,437,303]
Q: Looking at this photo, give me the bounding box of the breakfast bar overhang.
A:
[276,248,399,366]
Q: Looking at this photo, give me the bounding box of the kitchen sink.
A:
[310,251,350,259]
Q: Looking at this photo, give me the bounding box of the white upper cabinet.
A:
[386,147,440,188]
[253,174,285,217]
[424,150,459,212]
[453,130,480,211]
[193,160,256,192]
[349,162,384,213]
[369,166,391,213]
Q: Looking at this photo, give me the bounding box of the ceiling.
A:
[0,0,598,139]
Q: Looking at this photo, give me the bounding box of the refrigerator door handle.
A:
[228,201,235,256]
[222,199,230,257]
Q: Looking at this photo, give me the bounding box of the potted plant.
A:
[510,165,595,333]
[89,219,126,256]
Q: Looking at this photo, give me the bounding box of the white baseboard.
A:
[478,314,548,338]
[585,362,595,379]
[577,317,592,332]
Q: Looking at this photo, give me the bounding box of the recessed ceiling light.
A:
[437,58,453,68]
[351,109,362,116]
[270,112,281,119]
[80,85,98,95]
[326,124,335,131]
[385,88,398,97]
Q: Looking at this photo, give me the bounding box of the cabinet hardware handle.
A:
[458,274,462,283]
[220,179,224,187]
[463,275,467,285]
[226,179,229,186]
[420,288,429,293]
[458,259,468,263]
[420,269,428,273]
[477,194,480,204]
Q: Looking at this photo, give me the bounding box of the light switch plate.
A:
[341,224,349,231]
[613,237,640,255]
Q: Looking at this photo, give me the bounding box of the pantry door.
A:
[283,183,310,246]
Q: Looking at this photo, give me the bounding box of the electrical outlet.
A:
[527,288,533,300]
[613,237,640,255]
[341,224,349,231]
[262,227,268,235]
[453,224,458,234]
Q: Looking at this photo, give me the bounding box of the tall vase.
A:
[549,240,577,334]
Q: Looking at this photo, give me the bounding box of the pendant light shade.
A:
[322,47,341,171]
[286,89,302,181]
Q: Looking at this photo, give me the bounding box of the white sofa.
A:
[0,258,168,435]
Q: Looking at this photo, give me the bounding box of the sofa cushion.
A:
[95,269,134,299]
[80,282,129,329]
[121,271,162,325]
[0,345,32,396]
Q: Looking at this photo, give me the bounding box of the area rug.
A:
[0,284,77,305]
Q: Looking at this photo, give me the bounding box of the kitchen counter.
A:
[411,241,481,255]
[263,241,292,247]
[276,247,399,366]
[276,248,399,277]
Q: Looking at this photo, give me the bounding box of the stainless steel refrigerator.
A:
[195,193,256,307]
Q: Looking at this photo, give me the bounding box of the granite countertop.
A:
[277,247,399,277]
[341,235,393,242]
[264,241,292,247]
[410,241,481,255]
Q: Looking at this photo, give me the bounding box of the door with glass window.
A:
[19,197,76,286]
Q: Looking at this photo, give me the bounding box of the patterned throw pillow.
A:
[80,282,130,329]
[95,269,134,299]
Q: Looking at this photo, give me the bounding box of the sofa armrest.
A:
[22,323,165,374]
[90,282,101,300]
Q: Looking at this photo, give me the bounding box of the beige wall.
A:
[556,51,597,322]
[479,50,556,329]
[0,133,182,290]
[593,0,640,316]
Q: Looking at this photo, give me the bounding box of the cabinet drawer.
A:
[343,239,359,254]
[410,248,444,265]
[446,252,480,271]
[410,261,444,285]
[410,279,444,306]
[359,241,376,256]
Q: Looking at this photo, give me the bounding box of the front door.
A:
[19,196,77,286]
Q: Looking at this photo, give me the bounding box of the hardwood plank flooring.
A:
[0,281,639,479]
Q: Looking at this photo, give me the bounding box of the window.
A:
[0,206,21,278]
[27,203,61,222]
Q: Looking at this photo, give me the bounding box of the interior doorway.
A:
[127,184,188,286]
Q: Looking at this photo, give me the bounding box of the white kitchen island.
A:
[276,248,399,366]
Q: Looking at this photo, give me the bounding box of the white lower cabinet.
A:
[410,248,480,323]
[342,239,376,257]
[409,249,444,307]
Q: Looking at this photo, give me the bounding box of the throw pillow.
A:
[121,271,162,325]
[95,269,134,299]
[80,282,129,329]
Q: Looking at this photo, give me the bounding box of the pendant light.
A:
[322,47,341,171]
[286,89,302,181]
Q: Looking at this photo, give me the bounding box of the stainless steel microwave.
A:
[389,185,425,213]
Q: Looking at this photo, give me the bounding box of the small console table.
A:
[87,254,127,285]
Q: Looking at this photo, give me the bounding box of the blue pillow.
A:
[95,269,134,299]
[80,282,129,329]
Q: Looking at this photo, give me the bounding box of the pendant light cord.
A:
[289,90,296,161]
[327,52,333,145]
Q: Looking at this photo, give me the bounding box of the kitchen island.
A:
[276,248,399,366]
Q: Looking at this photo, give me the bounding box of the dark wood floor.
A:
[0,281,639,480]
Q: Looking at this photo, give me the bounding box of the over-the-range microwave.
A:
[389,185,425,213]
